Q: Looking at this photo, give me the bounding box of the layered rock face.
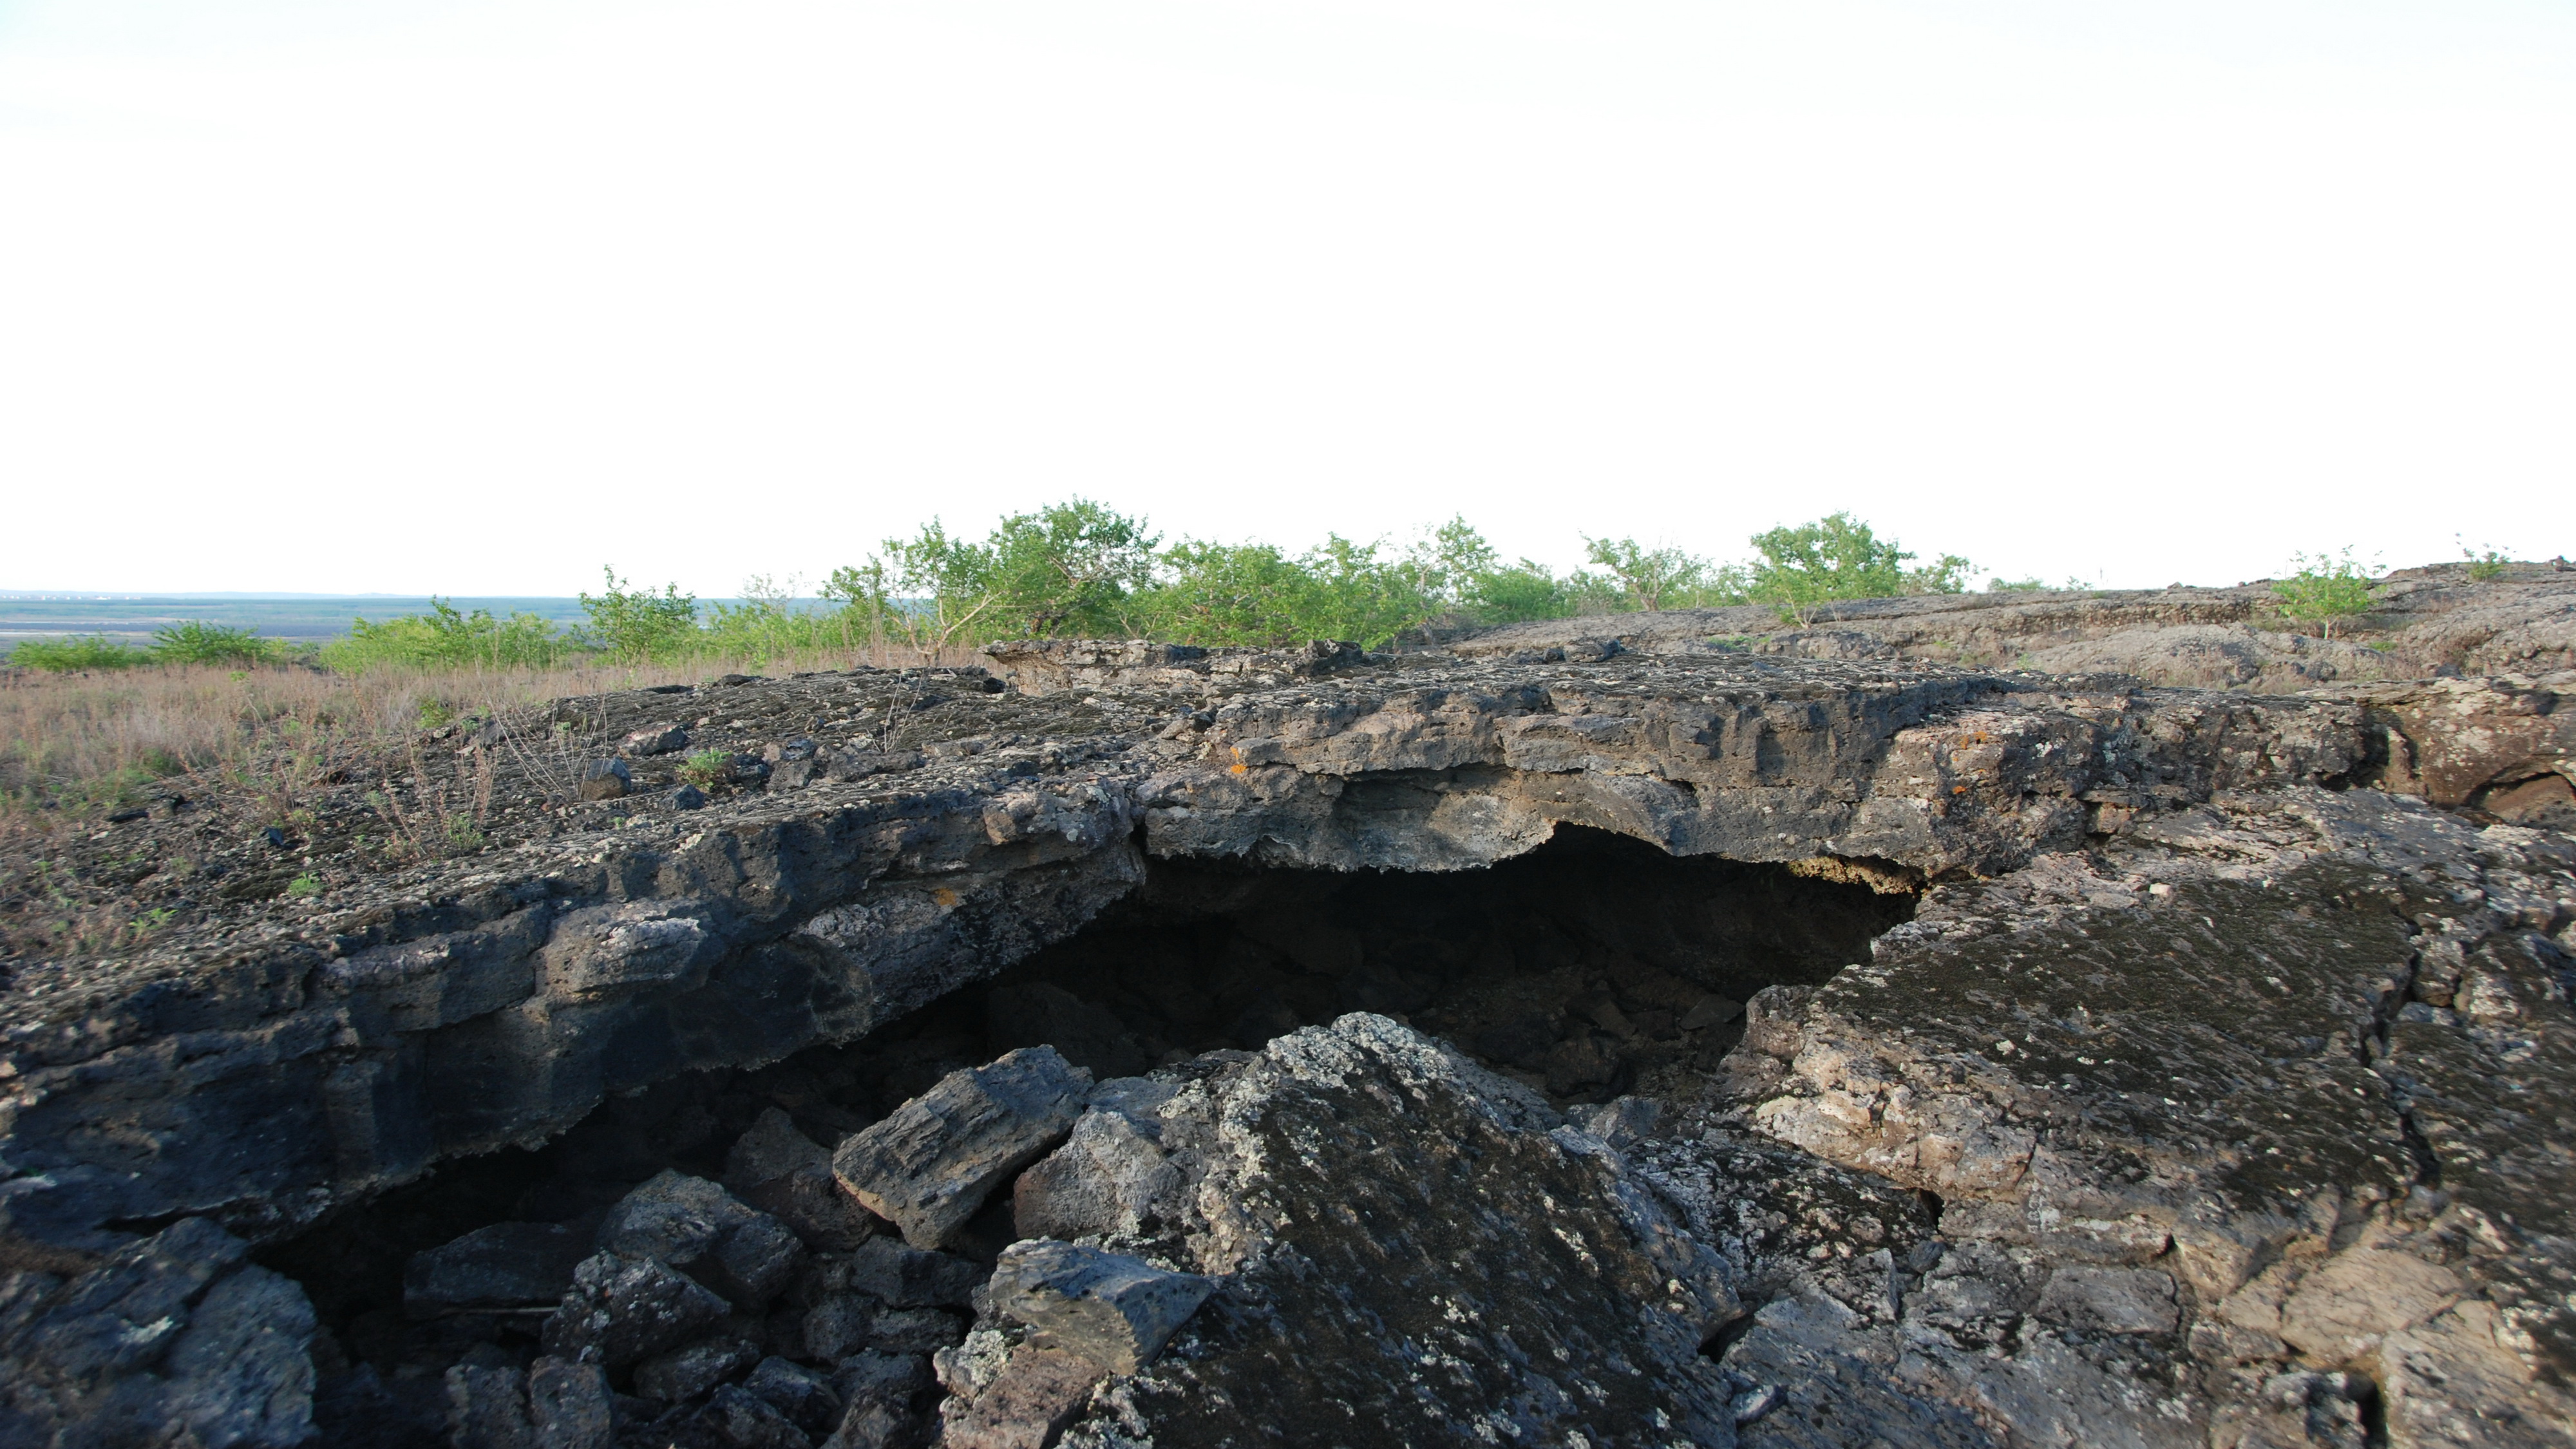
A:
[1,625,2571,1446]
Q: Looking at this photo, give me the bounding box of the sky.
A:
[2,0,2571,597]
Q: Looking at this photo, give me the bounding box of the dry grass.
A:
[0,643,965,842]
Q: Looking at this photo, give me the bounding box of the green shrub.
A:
[324,598,576,672]
[2271,550,2378,639]
[579,569,700,662]
[1748,513,1970,626]
[2458,536,2510,582]
[1579,538,1713,612]
[10,634,149,671]
[150,620,283,667]
[677,748,734,788]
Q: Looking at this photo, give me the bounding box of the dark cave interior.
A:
[265,824,1916,1401]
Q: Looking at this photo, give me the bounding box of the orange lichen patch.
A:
[932,887,960,909]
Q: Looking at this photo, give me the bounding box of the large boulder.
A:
[1040,1014,1744,1447]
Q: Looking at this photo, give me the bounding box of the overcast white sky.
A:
[3,0,2570,596]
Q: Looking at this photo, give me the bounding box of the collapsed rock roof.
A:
[1,574,2572,1447]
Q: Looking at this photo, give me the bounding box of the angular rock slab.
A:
[833,1046,1091,1249]
[987,1238,1215,1374]
[1059,1014,1743,1447]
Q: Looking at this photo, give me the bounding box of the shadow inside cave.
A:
[263,824,1915,1414]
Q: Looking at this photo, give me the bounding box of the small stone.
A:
[672,784,708,811]
[802,1295,876,1362]
[578,759,631,800]
[445,1363,531,1449]
[1680,995,1745,1031]
[1730,1384,1781,1424]
[596,1170,807,1309]
[526,1356,613,1449]
[632,1337,760,1401]
[1575,1095,1660,1149]
[986,1240,1216,1374]
[743,1356,843,1435]
[866,1307,968,1354]
[724,1108,881,1251]
[404,1222,589,1318]
[843,1236,984,1309]
[1013,1111,1177,1242]
[694,1383,812,1449]
[832,1046,1092,1249]
[621,723,690,757]
[540,1252,731,1371]
[832,1350,934,1408]
[819,1400,909,1449]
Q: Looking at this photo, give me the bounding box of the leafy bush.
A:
[566,505,1991,661]
[324,598,575,672]
[149,621,284,667]
[2458,536,2510,582]
[579,569,699,662]
[10,634,149,671]
[1580,538,1728,612]
[1748,513,1970,626]
[2271,550,2378,639]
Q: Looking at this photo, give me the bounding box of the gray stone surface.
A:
[842,1235,984,1308]
[987,1239,1215,1374]
[1011,1107,1178,1241]
[526,1355,614,1449]
[596,1169,806,1309]
[5,618,2576,1446]
[724,1106,882,1251]
[634,1336,761,1401]
[832,1046,1091,1249]
[0,1217,316,1448]
[1048,1014,1745,1447]
[539,1251,732,1371]
[403,1220,589,1317]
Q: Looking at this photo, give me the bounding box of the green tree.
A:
[984,500,1160,636]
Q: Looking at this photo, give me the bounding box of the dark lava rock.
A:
[403,1221,590,1318]
[831,1046,1091,1249]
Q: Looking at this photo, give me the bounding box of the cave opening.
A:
[265,825,1915,1437]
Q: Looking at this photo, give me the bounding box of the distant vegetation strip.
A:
[5,500,2409,674]
[6,505,2022,673]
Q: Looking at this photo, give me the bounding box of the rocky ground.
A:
[1,573,2573,1447]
